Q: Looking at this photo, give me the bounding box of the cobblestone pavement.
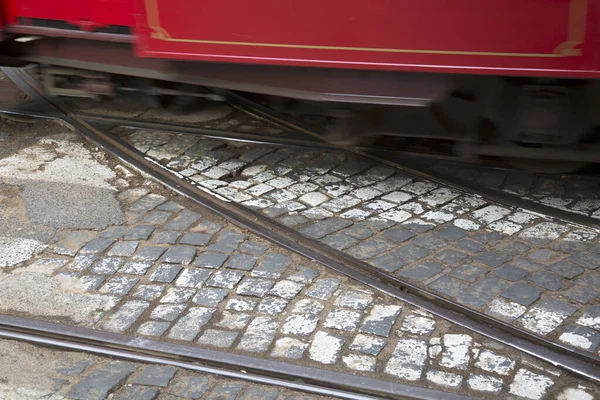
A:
[0,124,598,399]
[123,130,600,360]
[422,159,600,221]
[0,339,336,399]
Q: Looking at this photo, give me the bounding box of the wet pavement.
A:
[0,118,597,399]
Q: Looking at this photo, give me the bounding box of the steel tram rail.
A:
[222,90,600,231]
[0,315,440,400]
[1,67,600,385]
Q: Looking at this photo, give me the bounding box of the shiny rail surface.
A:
[0,315,419,400]
[223,90,600,231]
[2,67,599,385]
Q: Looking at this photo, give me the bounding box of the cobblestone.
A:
[305,278,340,300]
[509,369,554,399]
[324,309,362,331]
[134,365,177,387]
[101,300,149,332]
[168,307,215,341]
[150,264,183,283]
[501,282,542,306]
[68,362,136,400]
[5,129,600,400]
[281,314,319,336]
[238,316,277,352]
[309,331,343,364]
[440,334,471,370]
[385,338,428,381]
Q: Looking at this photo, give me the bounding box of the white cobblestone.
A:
[559,332,595,350]
[241,165,268,177]
[301,207,334,220]
[281,314,319,336]
[288,182,319,195]
[298,192,329,207]
[323,183,353,197]
[266,176,295,189]
[269,189,297,203]
[228,180,253,190]
[557,388,594,400]
[467,374,503,393]
[509,369,554,399]
[422,210,455,223]
[246,183,274,196]
[398,202,426,215]
[420,188,461,207]
[577,313,600,330]
[334,290,373,310]
[379,209,412,223]
[292,299,324,314]
[321,195,361,212]
[440,334,472,370]
[400,315,436,336]
[243,198,273,209]
[507,212,539,225]
[270,337,308,359]
[426,370,463,388]
[429,345,442,358]
[268,280,304,299]
[488,220,523,235]
[475,351,515,376]
[402,182,437,195]
[202,166,230,179]
[472,205,511,224]
[324,309,362,331]
[519,306,571,335]
[563,229,598,242]
[309,331,343,364]
[351,187,382,201]
[486,298,527,321]
[452,219,480,231]
[364,200,395,211]
[342,353,376,372]
[339,208,372,220]
[384,338,428,381]
[381,191,413,204]
[519,222,570,242]
[351,334,388,356]
[249,171,277,183]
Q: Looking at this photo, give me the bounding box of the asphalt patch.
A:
[21,181,124,230]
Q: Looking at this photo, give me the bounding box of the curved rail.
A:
[0,315,450,400]
[223,90,600,231]
[2,67,600,385]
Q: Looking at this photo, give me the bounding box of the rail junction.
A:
[0,67,598,399]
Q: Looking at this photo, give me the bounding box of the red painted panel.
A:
[90,0,134,28]
[137,0,600,77]
[12,0,83,23]
[2,0,134,29]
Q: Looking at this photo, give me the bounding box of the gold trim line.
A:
[146,0,586,58]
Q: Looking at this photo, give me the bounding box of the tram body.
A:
[0,1,598,171]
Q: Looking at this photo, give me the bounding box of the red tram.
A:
[0,1,598,171]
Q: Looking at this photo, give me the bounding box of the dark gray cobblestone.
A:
[126,134,600,360]
[2,129,598,400]
[8,184,594,398]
